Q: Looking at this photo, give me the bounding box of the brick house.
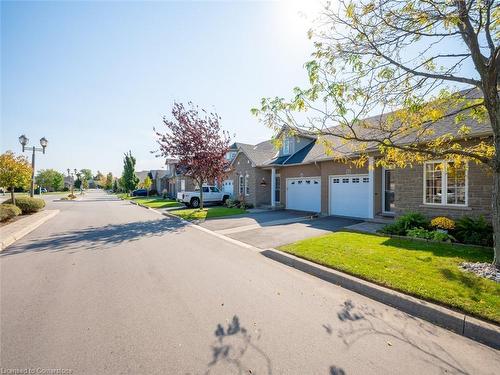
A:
[226,98,493,221]
[223,141,277,207]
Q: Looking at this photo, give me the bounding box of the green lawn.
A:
[171,206,246,221]
[279,231,500,323]
[117,194,181,209]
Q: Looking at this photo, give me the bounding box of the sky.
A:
[1,0,324,176]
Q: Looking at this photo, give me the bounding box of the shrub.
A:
[225,198,239,208]
[453,216,493,247]
[149,189,158,196]
[3,196,45,214]
[431,216,455,231]
[406,227,452,242]
[380,211,430,235]
[0,204,22,222]
[406,227,433,240]
[62,186,70,192]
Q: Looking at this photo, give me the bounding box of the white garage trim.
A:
[286,176,321,213]
[328,174,372,219]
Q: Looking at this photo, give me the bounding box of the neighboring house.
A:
[223,90,493,221]
[159,159,195,199]
[148,169,168,193]
[224,141,278,207]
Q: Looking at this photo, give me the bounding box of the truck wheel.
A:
[191,197,200,208]
[222,195,229,205]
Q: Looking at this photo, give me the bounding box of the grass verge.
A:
[171,206,246,221]
[278,231,500,323]
[117,194,181,209]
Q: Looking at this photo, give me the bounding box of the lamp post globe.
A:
[19,134,29,151]
[39,137,48,153]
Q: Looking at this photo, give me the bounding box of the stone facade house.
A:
[226,93,493,222]
[223,141,277,208]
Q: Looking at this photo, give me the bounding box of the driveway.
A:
[200,210,360,249]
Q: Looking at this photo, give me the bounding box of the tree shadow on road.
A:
[323,299,496,375]
[1,218,186,256]
[205,315,273,375]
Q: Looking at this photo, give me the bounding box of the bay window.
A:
[424,161,467,206]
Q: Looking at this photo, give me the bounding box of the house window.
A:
[424,161,467,206]
[342,178,349,183]
[282,138,291,155]
[333,178,340,184]
[239,175,244,195]
[363,177,369,183]
[352,178,360,183]
[245,175,250,196]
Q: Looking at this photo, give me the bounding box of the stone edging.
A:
[359,230,493,250]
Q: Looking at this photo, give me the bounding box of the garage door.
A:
[329,175,370,218]
[222,180,233,196]
[286,177,321,212]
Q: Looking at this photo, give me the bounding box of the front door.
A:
[275,175,280,203]
[383,169,395,213]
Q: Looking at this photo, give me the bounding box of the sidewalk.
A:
[0,210,60,250]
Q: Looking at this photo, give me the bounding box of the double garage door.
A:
[285,174,371,218]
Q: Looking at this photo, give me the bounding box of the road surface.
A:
[1,190,498,374]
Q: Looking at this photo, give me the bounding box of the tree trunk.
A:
[485,86,499,266]
[493,165,499,266]
[10,187,15,205]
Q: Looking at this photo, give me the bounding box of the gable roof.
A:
[235,140,277,166]
[263,88,493,167]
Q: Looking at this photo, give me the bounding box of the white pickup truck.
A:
[177,185,230,208]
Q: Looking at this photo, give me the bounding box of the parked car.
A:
[132,189,148,197]
[177,185,229,208]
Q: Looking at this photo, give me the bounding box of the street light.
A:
[19,134,48,197]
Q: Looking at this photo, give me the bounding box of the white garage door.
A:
[222,180,234,196]
[286,177,321,212]
[330,175,370,218]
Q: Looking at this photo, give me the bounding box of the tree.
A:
[143,175,152,195]
[0,151,32,204]
[80,169,93,182]
[155,102,231,209]
[112,179,119,193]
[253,0,499,265]
[94,170,106,188]
[35,169,64,192]
[105,172,114,190]
[121,151,139,195]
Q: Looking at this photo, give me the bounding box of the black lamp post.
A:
[19,134,48,197]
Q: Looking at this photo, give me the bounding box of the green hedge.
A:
[0,204,22,222]
[3,196,46,214]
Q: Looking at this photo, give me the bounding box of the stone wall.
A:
[394,162,493,220]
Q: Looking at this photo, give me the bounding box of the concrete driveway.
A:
[199,210,360,249]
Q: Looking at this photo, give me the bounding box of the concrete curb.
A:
[0,210,60,251]
[124,198,500,349]
[261,248,500,349]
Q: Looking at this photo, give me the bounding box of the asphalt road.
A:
[1,190,499,375]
